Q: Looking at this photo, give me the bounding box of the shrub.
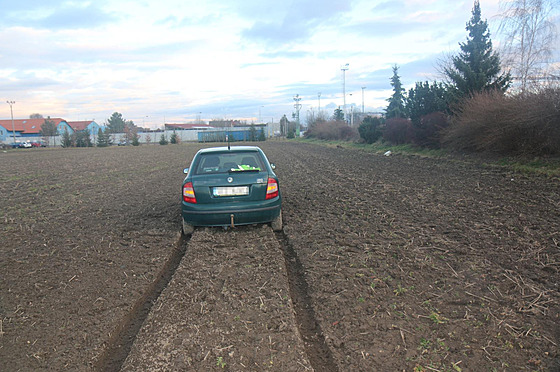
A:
[358,116,383,144]
[306,120,358,141]
[383,117,412,145]
[413,112,449,148]
[444,88,560,155]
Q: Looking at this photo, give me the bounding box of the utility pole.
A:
[361,86,366,114]
[6,101,16,144]
[341,63,349,123]
[293,94,302,137]
[317,92,321,114]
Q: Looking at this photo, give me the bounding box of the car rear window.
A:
[195,152,264,174]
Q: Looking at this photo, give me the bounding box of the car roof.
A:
[197,146,262,154]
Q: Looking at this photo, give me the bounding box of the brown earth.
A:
[0,141,558,371]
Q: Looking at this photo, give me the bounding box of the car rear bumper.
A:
[182,198,281,227]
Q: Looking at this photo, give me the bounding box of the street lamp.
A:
[341,63,349,122]
[6,101,16,144]
[361,86,366,114]
[317,92,321,113]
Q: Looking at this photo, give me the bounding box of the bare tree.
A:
[498,0,558,92]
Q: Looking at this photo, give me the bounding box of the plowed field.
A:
[1,141,558,371]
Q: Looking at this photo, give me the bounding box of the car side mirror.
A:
[183,168,189,174]
[270,163,276,170]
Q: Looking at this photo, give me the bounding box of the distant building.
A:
[165,123,214,131]
[67,120,104,135]
[208,120,242,128]
[0,118,70,142]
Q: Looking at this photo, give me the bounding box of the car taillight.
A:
[265,178,278,200]
[183,182,197,203]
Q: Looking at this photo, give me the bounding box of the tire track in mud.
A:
[96,225,336,371]
[94,232,189,372]
[275,230,338,372]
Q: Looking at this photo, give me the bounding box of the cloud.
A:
[44,4,119,30]
[372,0,406,14]
[255,50,313,61]
[0,2,118,30]
[241,0,353,46]
[0,72,60,92]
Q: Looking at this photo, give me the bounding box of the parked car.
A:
[117,141,128,146]
[31,141,46,147]
[19,141,32,148]
[181,146,282,235]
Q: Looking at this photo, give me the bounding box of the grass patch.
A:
[297,138,447,157]
[491,157,560,177]
[296,138,560,176]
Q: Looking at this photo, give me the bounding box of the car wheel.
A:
[271,210,283,231]
[182,218,194,235]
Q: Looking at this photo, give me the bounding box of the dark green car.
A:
[181,146,282,234]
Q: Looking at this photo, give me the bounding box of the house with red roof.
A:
[0,118,71,143]
[67,121,103,136]
[0,118,103,144]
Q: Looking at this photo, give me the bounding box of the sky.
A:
[0,0,558,128]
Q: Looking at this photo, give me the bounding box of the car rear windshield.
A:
[194,152,265,174]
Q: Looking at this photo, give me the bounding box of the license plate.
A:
[213,186,249,196]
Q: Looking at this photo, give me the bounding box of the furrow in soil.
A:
[95,232,189,372]
[275,231,339,372]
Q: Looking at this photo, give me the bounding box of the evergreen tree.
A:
[358,116,383,144]
[106,112,126,133]
[406,81,449,125]
[61,128,73,148]
[444,1,511,99]
[258,128,266,141]
[385,65,407,119]
[75,129,92,147]
[333,108,344,121]
[131,132,140,146]
[96,128,110,147]
[159,134,168,145]
[170,130,178,144]
[249,124,257,141]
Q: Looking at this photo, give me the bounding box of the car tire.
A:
[271,210,283,231]
[182,219,194,235]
